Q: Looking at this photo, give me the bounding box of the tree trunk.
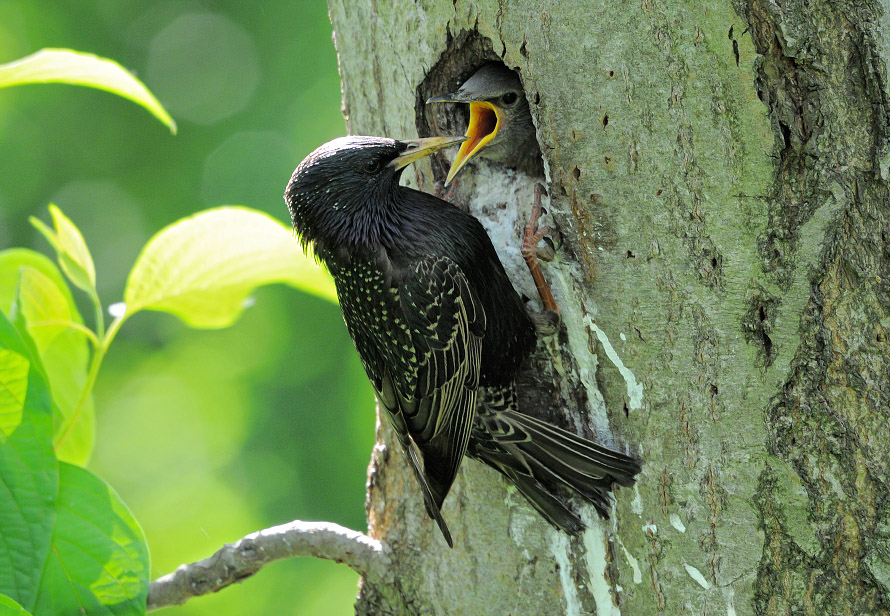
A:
[325,1,890,614]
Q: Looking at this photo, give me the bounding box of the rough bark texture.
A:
[325,1,890,614]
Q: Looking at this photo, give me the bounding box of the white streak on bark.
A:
[581,512,621,616]
[724,586,737,616]
[548,264,614,436]
[550,530,581,616]
[683,564,711,590]
[585,317,644,410]
[630,485,643,516]
[669,513,686,533]
[616,537,643,584]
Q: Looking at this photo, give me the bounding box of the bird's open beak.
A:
[427,93,503,185]
[446,101,502,184]
[389,135,467,171]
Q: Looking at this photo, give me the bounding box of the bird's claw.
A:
[522,221,557,261]
[521,185,560,260]
[521,183,561,317]
[531,229,561,262]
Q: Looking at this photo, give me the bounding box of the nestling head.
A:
[427,62,535,183]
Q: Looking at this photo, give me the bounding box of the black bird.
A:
[285,136,640,547]
[427,62,544,183]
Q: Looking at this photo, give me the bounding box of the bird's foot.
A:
[522,194,561,263]
[521,184,561,319]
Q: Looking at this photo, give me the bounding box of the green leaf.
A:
[0,594,32,616]
[32,463,148,616]
[124,206,337,328]
[0,250,74,317]
[0,48,176,134]
[0,348,29,436]
[0,251,95,465]
[15,267,80,350]
[15,267,94,465]
[29,205,96,295]
[0,312,58,612]
[0,349,28,436]
[0,315,145,614]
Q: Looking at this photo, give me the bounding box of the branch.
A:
[146,520,388,611]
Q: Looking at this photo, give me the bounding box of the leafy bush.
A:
[0,49,334,616]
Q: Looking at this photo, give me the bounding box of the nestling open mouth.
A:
[445,101,501,184]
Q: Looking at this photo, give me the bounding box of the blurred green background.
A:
[0,2,376,614]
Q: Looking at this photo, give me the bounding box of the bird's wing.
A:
[393,256,486,508]
[337,254,485,543]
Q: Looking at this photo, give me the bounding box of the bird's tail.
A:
[469,407,641,534]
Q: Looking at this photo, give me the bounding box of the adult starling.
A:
[285,135,639,547]
[427,62,544,183]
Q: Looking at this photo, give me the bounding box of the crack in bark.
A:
[742,0,890,613]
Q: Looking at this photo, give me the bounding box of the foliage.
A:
[1,200,334,615]
[0,43,339,615]
[0,49,176,134]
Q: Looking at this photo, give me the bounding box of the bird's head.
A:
[285,135,464,257]
[427,62,535,183]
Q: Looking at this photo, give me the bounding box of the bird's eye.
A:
[501,92,518,105]
[363,159,383,174]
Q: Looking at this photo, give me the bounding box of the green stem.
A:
[90,287,105,341]
[54,313,125,452]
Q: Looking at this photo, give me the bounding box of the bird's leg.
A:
[522,184,561,335]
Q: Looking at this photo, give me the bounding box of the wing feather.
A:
[337,254,485,534]
[397,257,485,508]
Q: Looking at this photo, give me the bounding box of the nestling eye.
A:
[501,92,518,105]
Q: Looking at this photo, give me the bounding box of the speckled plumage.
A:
[285,136,639,546]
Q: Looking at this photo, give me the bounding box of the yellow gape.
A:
[445,101,501,184]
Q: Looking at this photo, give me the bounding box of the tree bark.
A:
[325,1,890,614]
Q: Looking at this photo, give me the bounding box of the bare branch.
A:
[146,520,388,611]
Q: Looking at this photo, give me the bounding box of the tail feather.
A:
[469,405,641,533]
[502,410,641,486]
[495,458,587,533]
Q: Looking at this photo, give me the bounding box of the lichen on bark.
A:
[744,1,890,613]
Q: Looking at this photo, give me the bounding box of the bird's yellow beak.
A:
[390,135,467,171]
[444,101,503,185]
